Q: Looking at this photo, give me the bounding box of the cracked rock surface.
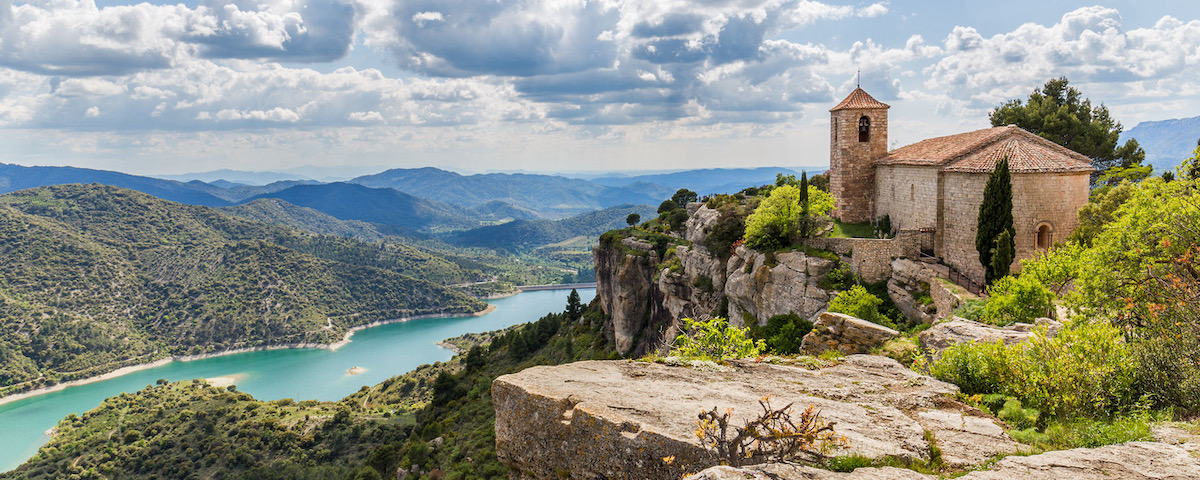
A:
[493,355,1019,479]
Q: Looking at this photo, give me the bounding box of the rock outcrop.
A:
[493,355,1021,480]
[918,317,1062,360]
[800,312,899,355]
[594,205,836,355]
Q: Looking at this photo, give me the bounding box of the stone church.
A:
[828,87,1093,284]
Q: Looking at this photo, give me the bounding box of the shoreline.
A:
[0,305,498,408]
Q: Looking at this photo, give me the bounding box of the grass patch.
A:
[828,220,876,239]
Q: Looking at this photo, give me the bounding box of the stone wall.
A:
[937,171,1090,284]
[805,231,922,284]
[830,107,888,223]
[1010,172,1090,270]
[875,165,939,231]
[937,172,989,283]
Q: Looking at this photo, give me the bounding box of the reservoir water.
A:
[0,288,595,472]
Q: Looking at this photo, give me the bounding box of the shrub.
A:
[929,340,1009,395]
[931,321,1137,420]
[748,313,813,355]
[981,274,1055,325]
[826,285,896,329]
[696,397,846,467]
[670,317,764,363]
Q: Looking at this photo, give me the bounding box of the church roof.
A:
[877,125,1094,174]
[830,87,890,111]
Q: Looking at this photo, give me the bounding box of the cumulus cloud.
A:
[926,7,1200,106]
[0,0,356,76]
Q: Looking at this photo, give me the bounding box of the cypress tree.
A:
[990,230,1015,286]
[799,171,810,237]
[976,156,1014,285]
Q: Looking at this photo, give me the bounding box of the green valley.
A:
[0,184,488,397]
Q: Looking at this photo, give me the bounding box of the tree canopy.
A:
[990,77,1146,184]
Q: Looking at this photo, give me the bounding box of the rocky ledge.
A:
[686,441,1200,479]
[492,355,1021,480]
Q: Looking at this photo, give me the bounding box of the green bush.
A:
[929,340,1009,395]
[952,299,986,321]
[670,317,764,363]
[997,397,1038,430]
[745,185,804,250]
[747,313,813,355]
[827,285,896,329]
[932,321,1137,420]
[981,274,1055,325]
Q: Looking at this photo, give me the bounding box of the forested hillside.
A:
[0,185,487,397]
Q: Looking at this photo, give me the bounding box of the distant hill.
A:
[446,204,657,252]
[589,167,815,195]
[155,169,312,185]
[221,198,415,242]
[188,179,321,203]
[242,182,479,231]
[1121,116,1200,172]
[0,163,230,206]
[350,167,672,217]
[0,184,486,393]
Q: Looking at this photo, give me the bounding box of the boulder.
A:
[918,317,1062,360]
[801,312,900,355]
[493,356,1019,480]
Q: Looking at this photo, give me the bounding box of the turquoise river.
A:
[0,288,596,472]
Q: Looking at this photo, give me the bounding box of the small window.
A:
[858,116,870,142]
[910,184,915,201]
[833,119,838,143]
[1036,224,1053,249]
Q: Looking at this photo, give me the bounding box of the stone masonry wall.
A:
[804,231,921,284]
[1010,172,1090,269]
[938,172,989,283]
[875,165,938,231]
[830,107,888,223]
[937,171,1090,284]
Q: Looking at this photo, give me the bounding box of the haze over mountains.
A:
[1121,115,1200,172]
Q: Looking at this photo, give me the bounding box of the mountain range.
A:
[1121,115,1200,172]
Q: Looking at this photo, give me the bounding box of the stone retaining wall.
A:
[804,231,922,283]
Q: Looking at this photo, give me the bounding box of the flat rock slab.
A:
[685,441,1200,480]
[686,464,931,480]
[958,441,1200,479]
[493,355,1019,480]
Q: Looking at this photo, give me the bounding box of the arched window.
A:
[858,116,870,142]
[833,119,838,143]
[1036,223,1053,250]
[910,184,915,201]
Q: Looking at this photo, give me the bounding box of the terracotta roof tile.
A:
[830,87,890,111]
[877,125,1094,174]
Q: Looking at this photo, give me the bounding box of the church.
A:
[827,87,1093,284]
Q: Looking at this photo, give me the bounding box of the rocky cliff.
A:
[594,204,836,355]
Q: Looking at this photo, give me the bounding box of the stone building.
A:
[829,87,1093,283]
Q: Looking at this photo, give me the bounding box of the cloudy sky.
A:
[0,0,1196,176]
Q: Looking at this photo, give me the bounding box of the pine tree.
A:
[565,289,583,319]
[977,157,1014,285]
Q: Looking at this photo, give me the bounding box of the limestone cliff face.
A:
[594,204,836,355]
[593,237,674,356]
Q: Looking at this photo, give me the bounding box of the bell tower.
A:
[829,86,889,224]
